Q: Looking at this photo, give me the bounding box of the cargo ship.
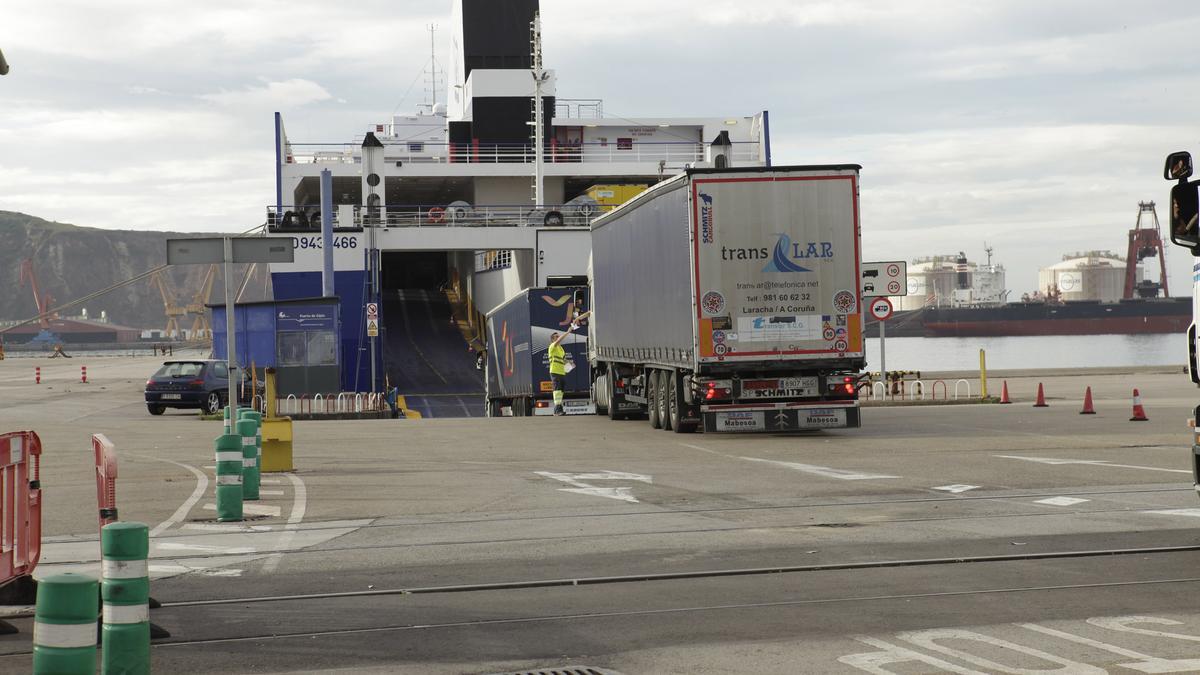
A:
[865,215,1189,338]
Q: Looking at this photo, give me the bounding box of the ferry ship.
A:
[262,0,771,417]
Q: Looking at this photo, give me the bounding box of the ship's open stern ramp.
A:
[382,288,484,418]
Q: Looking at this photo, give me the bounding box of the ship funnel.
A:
[955,251,971,290]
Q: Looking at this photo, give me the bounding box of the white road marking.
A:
[260,478,282,485]
[38,518,370,582]
[995,455,1190,474]
[134,456,208,537]
[1021,621,1200,672]
[740,457,899,480]
[534,471,650,503]
[181,524,275,533]
[679,443,898,481]
[1146,508,1200,518]
[261,473,307,573]
[259,489,285,496]
[203,503,282,517]
[896,628,1106,673]
[933,484,980,493]
[1035,497,1090,506]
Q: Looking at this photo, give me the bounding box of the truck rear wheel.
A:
[654,371,671,431]
[605,372,621,420]
[659,371,675,431]
[668,371,697,433]
[647,372,661,429]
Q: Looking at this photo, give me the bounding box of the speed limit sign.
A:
[869,297,894,321]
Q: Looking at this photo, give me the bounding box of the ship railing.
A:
[267,203,617,231]
[285,140,759,166]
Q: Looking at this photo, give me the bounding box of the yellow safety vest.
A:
[548,342,566,375]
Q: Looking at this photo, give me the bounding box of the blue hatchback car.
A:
[144,359,260,416]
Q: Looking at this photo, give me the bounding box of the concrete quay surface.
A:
[1,353,1200,673]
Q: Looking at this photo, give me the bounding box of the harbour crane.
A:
[1124,201,1169,299]
[18,259,55,329]
[186,264,218,341]
[151,270,188,339]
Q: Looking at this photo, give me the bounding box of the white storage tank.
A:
[1037,251,1131,302]
[897,253,1007,310]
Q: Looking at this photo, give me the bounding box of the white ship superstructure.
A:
[263,0,771,410]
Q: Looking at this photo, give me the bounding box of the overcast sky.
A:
[2,0,1198,294]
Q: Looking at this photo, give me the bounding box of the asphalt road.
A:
[1,355,1199,673]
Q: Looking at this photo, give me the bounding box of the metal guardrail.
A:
[266,202,616,231]
[284,141,760,166]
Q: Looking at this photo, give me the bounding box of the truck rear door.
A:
[691,168,863,363]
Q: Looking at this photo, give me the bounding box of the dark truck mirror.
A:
[1166,151,1193,181]
[1170,181,1200,250]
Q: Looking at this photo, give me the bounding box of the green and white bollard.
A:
[240,410,263,500]
[223,405,232,433]
[236,417,260,501]
[214,433,243,522]
[101,521,150,675]
[33,573,98,674]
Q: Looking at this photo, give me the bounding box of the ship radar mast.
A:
[530,12,548,206]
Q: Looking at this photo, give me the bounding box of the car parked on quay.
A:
[144,359,262,415]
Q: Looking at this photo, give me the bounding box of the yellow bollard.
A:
[260,368,294,472]
[979,348,989,399]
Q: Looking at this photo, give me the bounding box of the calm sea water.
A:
[866,333,1184,372]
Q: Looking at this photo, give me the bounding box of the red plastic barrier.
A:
[94,433,118,531]
[0,431,43,587]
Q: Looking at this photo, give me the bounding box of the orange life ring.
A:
[428,207,446,223]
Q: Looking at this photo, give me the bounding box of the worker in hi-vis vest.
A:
[548,310,591,415]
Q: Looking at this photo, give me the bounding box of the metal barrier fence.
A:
[0,431,43,589]
[279,393,390,416]
[94,433,118,531]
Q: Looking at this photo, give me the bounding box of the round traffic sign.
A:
[869,297,894,321]
[887,280,901,294]
[886,263,900,277]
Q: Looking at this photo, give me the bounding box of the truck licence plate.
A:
[740,377,818,399]
[161,394,182,400]
[714,411,765,431]
[798,408,846,429]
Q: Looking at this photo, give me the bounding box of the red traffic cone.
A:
[1130,388,1148,421]
[999,380,1012,404]
[1033,382,1048,408]
[1080,386,1095,415]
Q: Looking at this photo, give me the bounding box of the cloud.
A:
[200,78,332,108]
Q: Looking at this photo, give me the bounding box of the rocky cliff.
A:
[0,211,270,330]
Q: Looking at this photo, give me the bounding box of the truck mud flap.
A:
[703,405,860,433]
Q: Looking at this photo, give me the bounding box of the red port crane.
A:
[1124,201,1170,299]
[18,259,56,329]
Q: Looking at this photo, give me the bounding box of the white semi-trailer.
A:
[588,165,865,433]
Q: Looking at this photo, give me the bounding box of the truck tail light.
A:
[536,400,549,408]
[843,376,855,395]
[704,381,732,400]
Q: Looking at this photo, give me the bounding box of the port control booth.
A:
[210,297,341,396]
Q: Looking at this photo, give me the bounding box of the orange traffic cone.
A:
[999,380,1012,404]
[1130,388,1148,421]
[1080,386,1095,415]
[1033,382,1048,408]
